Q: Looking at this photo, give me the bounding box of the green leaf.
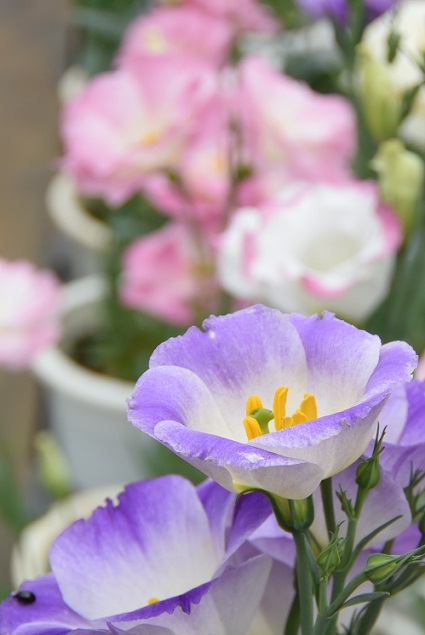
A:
[341,592,390,610]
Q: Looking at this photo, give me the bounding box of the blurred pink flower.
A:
[61,60,216,206]
[120,223,216,326]
[141,90,234,234]
[217,181,402,322]
[236,57,356,195]
[117,5,234,69]
[0,260,60,371]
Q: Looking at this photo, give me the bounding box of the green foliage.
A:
[0,443,28,534]
[70,194,184,382]
[71,0,152,74]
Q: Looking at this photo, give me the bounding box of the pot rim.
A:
[46,172,111,252]
[31,275,134,409]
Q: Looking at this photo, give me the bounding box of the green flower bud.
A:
[364,553,404,584]
[317,527,343,577]
[371,139,424,235]
[271,494,314,532]
[355,45,401,142]
[355,455,380,492]
[365,546,425,585]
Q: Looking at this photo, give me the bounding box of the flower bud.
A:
[364,553,405,584]
[355,45,401,142]
[317,527,343,577]
[271,494,314,532]
[355,455,381,492]
[372,139,424,235]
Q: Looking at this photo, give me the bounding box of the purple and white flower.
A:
[376,379,425,487]
[128,305,416,500]
[0,476,272,635]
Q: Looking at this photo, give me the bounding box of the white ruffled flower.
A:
[217,181,401,321]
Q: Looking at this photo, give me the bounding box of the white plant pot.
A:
[31,276,160,489]
[46,172,111,277]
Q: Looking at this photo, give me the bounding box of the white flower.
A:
[217,181,401,321]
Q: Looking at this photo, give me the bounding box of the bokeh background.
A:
[0,0,68,587]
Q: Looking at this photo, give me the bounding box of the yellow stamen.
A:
[148,597,160,605]
[300,393,318,421]
[291,410,308,426]
[243,415,262,441]
[246,395,263,416]
[273,386,288,431]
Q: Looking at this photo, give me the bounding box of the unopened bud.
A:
[372,139,424,235]
[355,45,401,142]
[317,527,343,577]
[355,455,380,491]
[365,553,404,584]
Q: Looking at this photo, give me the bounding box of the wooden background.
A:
[0,0,69,588]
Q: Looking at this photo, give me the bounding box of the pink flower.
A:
[61,60,216,206]
[117,5,234,69]
[236,57,356,195]
[0,260,60,370]
[120,223,217,326]
[141,90,234,235]
[217,181,402,322]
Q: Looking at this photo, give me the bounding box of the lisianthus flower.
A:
[236,56,356,185]
[141,90,235,234]
[217,181,401,322]
[61,60,215,206]
[0,259,60,370]
[120,223,218,326]
[296,0,397,23]
[128,305,416,499]
[0,476,273,635]
[375,379,425,487]
[361,0,425,149]
[117,5,234,69]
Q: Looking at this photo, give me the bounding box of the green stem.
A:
[354,597,385,635]
[320,478,336,537]
[325,571,368,619]
[293,531,314,635]
[284,591,300,635]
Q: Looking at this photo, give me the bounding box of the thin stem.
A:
[320,478,336,537]
[293,531,314,635]
[284,591,300,635]
[354,597,385,635]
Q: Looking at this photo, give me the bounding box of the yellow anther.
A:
[300,393,317,421]
[246,395,263,416]
[273,386,288,430]
[243,415,262,441]
[148,597,160,605]
[243,388,318,437]
[291,410,308,426]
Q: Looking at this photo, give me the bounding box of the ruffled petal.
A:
[153,422,324,499]
[49,477,217,621]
